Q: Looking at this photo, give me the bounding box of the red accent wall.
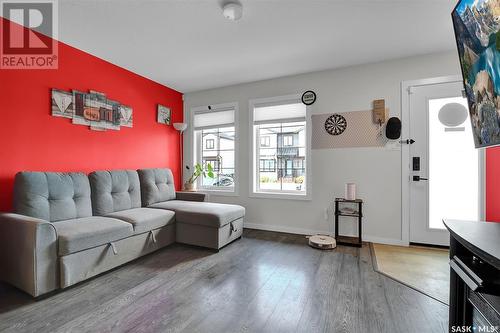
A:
[0,20,183,212]
[486,147,500,222]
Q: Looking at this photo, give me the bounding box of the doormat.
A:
[371,243,449,305]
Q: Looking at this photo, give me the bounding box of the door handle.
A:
[400,139,415,145]
[413,175,428,181]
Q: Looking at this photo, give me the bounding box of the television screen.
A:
[452,0,499,148]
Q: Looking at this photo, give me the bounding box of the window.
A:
[250,95,310,198]
[205,138,214,149]
[259,159,276,172]
[283,135,293,146]
[293,159,303,169]
[192,103,237,192]
[203,157,220,171]
[260,136,270,147]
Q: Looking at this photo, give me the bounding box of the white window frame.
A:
[191,102,239,196]
[249,94,312,200]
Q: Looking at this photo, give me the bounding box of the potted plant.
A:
[184,163,215,191]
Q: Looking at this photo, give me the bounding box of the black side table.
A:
[334,198,363,247]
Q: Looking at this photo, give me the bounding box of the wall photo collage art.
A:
[51,89,133,131]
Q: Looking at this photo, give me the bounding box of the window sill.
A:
[249,191,311,201]
[198,189,239,197]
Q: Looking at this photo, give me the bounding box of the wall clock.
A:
[324,114,347,135]
[301,91,316,105]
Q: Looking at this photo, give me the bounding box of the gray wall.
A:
[184,51,461,245]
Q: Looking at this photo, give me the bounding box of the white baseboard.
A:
[362,235,408,246]
[244,222,323,236]
[244,222,408,247]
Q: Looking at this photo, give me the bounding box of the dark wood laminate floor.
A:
[0,229,448,333]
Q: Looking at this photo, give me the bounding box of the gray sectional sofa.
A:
[0,168,245,297]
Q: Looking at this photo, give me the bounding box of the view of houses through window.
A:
[192,99,307,195]
[199,127,235,189]
[256,121,306,192]
[193,104,236,191]
[251,99,308,195]
[251,98,308,195]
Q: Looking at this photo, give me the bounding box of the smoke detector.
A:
[222,2,243,21]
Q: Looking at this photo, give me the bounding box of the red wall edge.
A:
[486,147,500,222]
[0,18,183,212]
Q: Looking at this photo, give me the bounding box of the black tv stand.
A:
[443,220,500,332]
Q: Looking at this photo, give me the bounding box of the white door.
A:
[407,80,481,246]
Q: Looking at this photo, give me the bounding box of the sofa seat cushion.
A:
[150,200,245,228]
[106,208,175,234]
[53,217,134,256]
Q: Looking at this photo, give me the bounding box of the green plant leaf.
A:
[187,163,216,182]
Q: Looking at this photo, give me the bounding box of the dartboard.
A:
[324,114,347,135]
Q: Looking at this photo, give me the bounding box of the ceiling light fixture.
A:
[222,2,243,22]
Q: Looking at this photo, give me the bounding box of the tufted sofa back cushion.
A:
[13,172,92,222]
[89,170,141,216]
[137,168,176,206]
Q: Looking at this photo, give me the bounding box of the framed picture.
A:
[119,105,133,128]
[51,89,74,118]
[157,105,171,125]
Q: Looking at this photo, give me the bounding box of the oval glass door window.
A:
[438,102,468,127]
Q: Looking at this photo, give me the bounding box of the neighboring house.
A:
[201,131,235,186]
[259,128,306,182]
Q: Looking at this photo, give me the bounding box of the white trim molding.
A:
[248,94,312,201]
[244,222,407,246]
[400,75,485,245]
[189,101,240,196]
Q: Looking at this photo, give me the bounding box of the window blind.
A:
[193,107,235,130]
[253,101,306,125]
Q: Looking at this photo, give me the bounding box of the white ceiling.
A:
[58,0,459,93]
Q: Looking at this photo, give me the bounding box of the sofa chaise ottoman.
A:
[138,168,245,251]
